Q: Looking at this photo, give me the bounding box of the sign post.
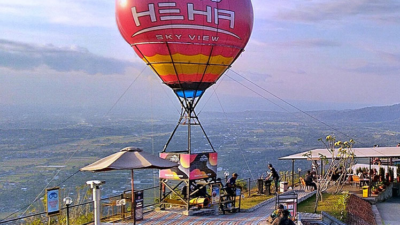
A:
[135,190,144,221]
[46,187,60,216]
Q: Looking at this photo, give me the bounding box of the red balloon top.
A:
[116,0,253,98]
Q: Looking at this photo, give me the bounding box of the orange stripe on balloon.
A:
[143,54,234,65]
[150,64,228,76]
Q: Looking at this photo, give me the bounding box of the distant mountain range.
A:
[2,103,400,124]
[307,103,400,123]
[203,103,400,123]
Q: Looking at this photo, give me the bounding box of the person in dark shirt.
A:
[305,170,317,190]
[268,204,292,223]
[225,173,239,196]
[266,164,280,193]
[277,210,295,225]
[331,166,340,181]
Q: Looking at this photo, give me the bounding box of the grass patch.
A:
[297,193,346,221]
[239,194,274,209]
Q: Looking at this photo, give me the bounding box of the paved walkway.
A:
[109,190,315,225]
[376,196,400,225]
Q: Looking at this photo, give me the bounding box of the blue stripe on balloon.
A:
[176,90,204,98]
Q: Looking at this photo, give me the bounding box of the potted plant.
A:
[378,181,386,190]
[372,186,379,195]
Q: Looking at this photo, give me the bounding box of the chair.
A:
[352,175,361,187]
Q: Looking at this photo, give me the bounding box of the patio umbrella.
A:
[80,147,178,223]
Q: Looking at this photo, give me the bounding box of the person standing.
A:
[305,170,317,191]
[225,173,239,196]
[266,164,280,193]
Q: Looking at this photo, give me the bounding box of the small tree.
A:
[303,135,356,213]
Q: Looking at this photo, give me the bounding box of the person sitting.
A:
[268,204,291,224]
[305,170,317,191]
[360,170,368,179]
[331,166,340,181]
[225,173,239,197]
[373,157,381,165]
[310,170,317,179]
[273,209,295,225]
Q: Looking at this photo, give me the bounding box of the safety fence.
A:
[0,185,159,225]
[0,171,306,225]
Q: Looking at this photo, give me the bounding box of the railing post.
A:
[121,193,125,219]
[292,159,295,189]
[248,178,251,197]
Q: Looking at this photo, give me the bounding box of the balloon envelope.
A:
[116,0,253,98]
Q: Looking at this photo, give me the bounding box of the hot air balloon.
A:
[115,0,253,214]
[116,0,253,101]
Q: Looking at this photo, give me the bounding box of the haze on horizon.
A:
[1,0,400,119]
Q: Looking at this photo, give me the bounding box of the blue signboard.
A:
[46,187,60,216]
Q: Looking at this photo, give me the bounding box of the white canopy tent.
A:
[279,147,400,194]
[351,163,397,179]
[280,147,400,161]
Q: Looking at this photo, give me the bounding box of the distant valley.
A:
[1,103,400,218]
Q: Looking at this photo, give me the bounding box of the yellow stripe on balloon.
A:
[143,53,234,65]
[150,64,227,76]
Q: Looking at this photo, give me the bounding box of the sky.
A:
[1,0,400,118]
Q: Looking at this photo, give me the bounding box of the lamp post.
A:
[87,180,106,225]
[63,197,73,225]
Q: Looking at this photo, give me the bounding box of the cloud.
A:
[250,38,340,50]
[375,51,400,64]
[0,0,114,27]
[344,49,400,75]
[273,0,400,23]
[277,39,341,48]
[0,39,135,75]
[349,63,400,75]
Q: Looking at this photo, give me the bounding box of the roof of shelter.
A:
[279,147,400,160]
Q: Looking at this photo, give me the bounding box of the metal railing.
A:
[0,171,305,225]
[0,185,160,225]
[234,170,306,198]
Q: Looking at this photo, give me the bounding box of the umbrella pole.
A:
[131,169,136,225]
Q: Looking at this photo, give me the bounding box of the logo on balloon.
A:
[130,2,238,39]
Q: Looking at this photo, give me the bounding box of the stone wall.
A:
[346,194,376,225]
[375,183,393,202]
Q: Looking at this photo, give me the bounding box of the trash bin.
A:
[257,179,264,194]
[362,186,369,198]
[265,180,272,195]
[280,181,288,193]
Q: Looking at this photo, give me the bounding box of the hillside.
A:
[204,103,400,123]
